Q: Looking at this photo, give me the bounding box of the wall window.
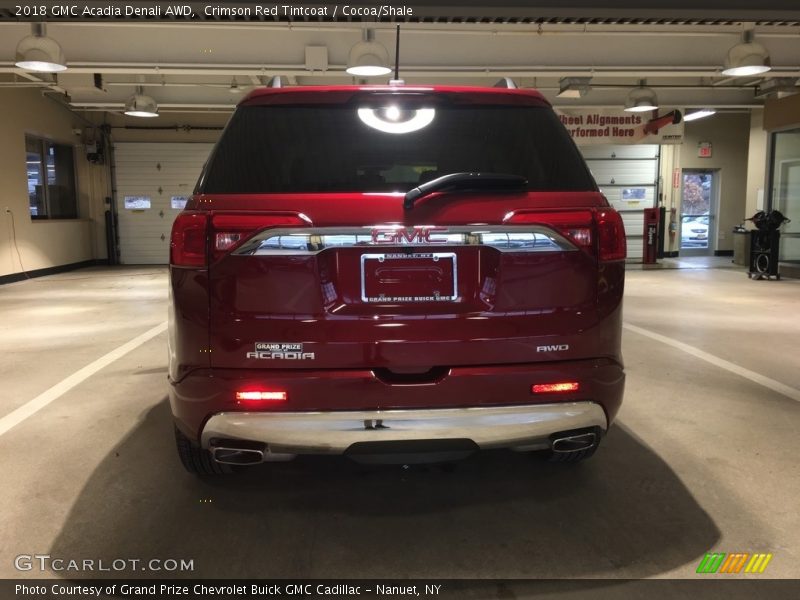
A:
[768,128,800,263]
[26,135,77,219]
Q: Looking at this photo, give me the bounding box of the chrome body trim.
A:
[232,225,578,256]
[200,401,607,455]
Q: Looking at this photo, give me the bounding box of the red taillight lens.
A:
[505,208,626,262]
[595,209,627,262]
[236,391,288,402]
[210,213,308,262]
[170,211,208,267]
[565,227,592,248]
[504,210,594,251]
[532,382,580,393]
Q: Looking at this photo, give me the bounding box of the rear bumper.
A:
[200,401,607,457]
[170,358,624,444]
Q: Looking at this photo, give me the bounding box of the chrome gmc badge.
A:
[371,226,448,245]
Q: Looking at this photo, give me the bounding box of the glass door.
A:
[680,170,717,256]
[769,129,800,263]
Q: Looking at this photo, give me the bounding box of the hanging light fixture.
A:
[124,86,159,118]
[683,109,717,122]
[229,77,242,94]
[624,80,659,112]
[15,23,67,73]
[722,30,771,77]
[346,29,391,77]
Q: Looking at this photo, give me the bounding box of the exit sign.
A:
[698,142,713,158]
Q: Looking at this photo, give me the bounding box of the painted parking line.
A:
[623,322,800,403]
[0,322,168,438]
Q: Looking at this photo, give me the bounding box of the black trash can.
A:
[748,230,781,280]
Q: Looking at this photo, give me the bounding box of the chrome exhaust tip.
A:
[551,432,597,453]
[212,447,265,465]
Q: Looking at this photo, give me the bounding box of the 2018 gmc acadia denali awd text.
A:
[168,85,626,475]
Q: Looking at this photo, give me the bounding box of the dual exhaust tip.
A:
[212,447,265,465]
[551,431,598,453]
[211,440,295,464]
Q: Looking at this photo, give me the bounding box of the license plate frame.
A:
[360,252,458,303]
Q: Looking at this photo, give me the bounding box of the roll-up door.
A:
[581,145,659,262]
[114,143,214,264]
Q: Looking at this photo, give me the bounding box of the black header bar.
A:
[1,1,799,22]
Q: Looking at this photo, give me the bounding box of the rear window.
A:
[200,103,596,194]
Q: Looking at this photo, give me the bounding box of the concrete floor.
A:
[0,265,799,585]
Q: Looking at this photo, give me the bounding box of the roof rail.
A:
[493,77,518,89]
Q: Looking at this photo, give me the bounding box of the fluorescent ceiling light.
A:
[683,109,716,122]
[357,107,436,134]
[346,30,391,77]
[15,23,67,72]
[722,30,771,77]
[124,86,159,118]
[624,81,658,112]
[557,77,591,99]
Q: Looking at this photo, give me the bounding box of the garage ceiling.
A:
[1,17,799,116]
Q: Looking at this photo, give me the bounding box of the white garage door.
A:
[581,145,660,262]
[114,143,214,264]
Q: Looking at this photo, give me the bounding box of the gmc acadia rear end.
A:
[168,85,626,475]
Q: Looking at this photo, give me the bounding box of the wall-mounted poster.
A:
[124,196,151,210]
[622,188,647,201]
[171,196,189,210]
[555,108,684,146]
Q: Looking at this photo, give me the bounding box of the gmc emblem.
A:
[371,226,448,245]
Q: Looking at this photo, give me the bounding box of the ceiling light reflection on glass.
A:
[357,107,436,134]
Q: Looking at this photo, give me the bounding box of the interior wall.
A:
[0,89,110,278]
[658,142,681,254]
[764,94,800,131]
[679,112,751,253]
[745,108,768,218]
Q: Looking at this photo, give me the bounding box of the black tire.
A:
[174,426,232,476]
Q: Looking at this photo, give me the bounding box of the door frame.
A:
[679,168,720,257]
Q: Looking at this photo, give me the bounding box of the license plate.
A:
[360,253,458,303]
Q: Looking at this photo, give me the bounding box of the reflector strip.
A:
[532,382,580,393]
[236,391,287,401]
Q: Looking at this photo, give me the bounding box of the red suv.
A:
[168,84,626,475]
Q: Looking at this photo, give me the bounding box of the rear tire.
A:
[174,426,232,476]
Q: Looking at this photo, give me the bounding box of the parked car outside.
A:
[682,215,710,247]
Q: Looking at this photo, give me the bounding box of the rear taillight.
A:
[595,209,627,262]
[170,211,309,267]
[504,208,626,262]
[505,210,594,252]
[170,211,208,267]
[209,213,308,263]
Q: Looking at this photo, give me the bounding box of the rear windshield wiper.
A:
[403,172,528,210]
